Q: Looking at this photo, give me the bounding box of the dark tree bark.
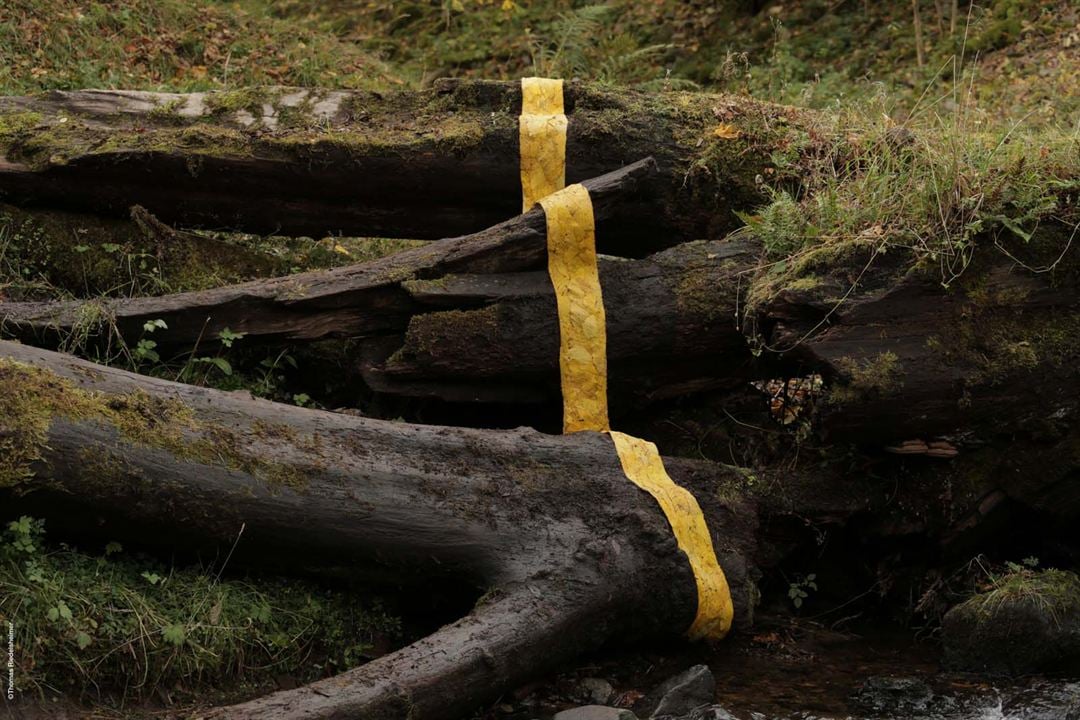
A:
[0,339,758,720]
[0,82,818,253]
[2,78,1079,720]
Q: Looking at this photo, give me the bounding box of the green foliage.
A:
[527,4,681,87]
[962,561,1080,624]
[788,573,818,609]
[0,516,399,705]
[968,0,1036,51]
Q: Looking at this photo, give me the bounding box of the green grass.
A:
[0,516,399,706]
[0,0,401,94]
[964,565,1080,625]
[739,87,1078,308]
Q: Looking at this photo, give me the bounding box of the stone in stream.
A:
[1000,680,1080,720]
[635,664,716,718]
[553,706,638,720]
[942,569,1080,675]
[578,677,616,705]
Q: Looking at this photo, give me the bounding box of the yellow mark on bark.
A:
[520,77,567,211]
[539,183,609,433]
[520,76,733,640]
[610,431,735,640]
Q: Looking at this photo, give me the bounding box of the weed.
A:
[787,573,818,609]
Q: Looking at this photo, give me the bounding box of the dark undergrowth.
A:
[0,516,400,711]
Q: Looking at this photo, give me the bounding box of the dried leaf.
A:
[712,123,741,139]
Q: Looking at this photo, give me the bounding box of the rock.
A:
[553,706,638,720]
[636,665,716,719]
[942,569,1080,675]
[849,676,933,716]
[578,677,615,705]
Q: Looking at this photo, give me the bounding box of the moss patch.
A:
[0,359,309,492]
[829,351,903,404]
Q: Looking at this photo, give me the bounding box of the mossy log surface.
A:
[5,204,1080,526]
[0,81,817,253]
[363,237,759,406]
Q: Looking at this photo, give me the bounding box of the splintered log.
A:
[361,237,759,405]
[0,339,759,720]
[0,160,656,347]
[0,81,818,251]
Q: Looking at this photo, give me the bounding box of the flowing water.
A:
[509,620,1080,720]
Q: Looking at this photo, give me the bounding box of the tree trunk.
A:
[0,339,758,720]
[0,82,818,253]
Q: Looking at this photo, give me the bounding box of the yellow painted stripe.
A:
[539,184,610,434]
[520,77,568,212]
[609,431,735,640]
[520,77,733,640]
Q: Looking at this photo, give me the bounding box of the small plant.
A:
[217,327,245,348]
[132,318,167,365]
[788,573,818,609]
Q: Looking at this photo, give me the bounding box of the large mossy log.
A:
[0,81,818,252]
[5,207,1080,508]
[0,339,760,720]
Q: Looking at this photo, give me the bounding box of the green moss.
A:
[784,275,823,292]
[829,351,903,403]
[274,90,319,130]
[673,242,739,322]
[746,236,877,311]
[147,97,187,125]
[393,305,501,363]
[0,359,310,492]
[205,87,272,118]
[932,302,1080,386]
[0,110,41,142]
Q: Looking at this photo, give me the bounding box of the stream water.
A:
[509,620,1080,720]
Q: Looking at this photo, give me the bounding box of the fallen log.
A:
[361,237,759,405]
[0,339,759,719]
[0,160,657,348]
[0,81,818,252]
[6,209,1080,469]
